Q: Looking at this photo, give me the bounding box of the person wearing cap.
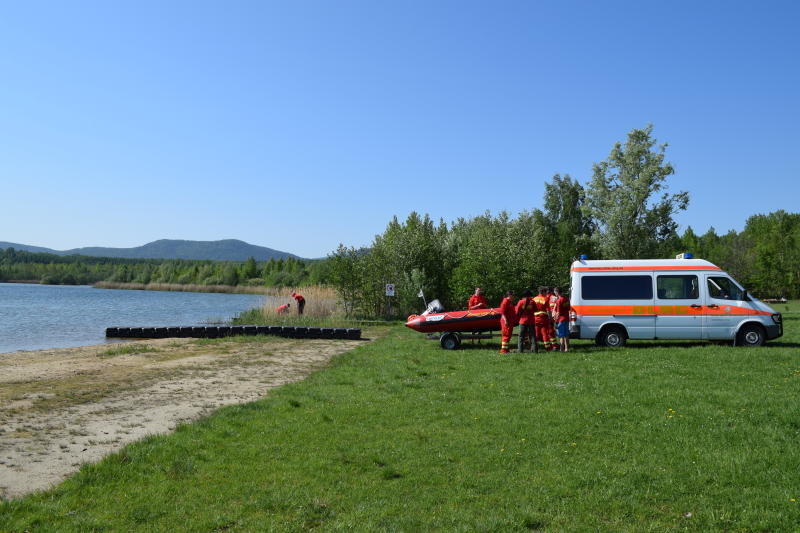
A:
[291,291,305,315]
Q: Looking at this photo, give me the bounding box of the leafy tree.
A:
[241,256,259,280]
[537,173,595,285]
[744,210,800,298]
[328,244,365,316]
[585,124,688,258]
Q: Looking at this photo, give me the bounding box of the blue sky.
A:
[1,0,798,258]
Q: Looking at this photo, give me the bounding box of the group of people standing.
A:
[468,286,570,355]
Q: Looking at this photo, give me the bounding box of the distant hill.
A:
[0,239,301,261]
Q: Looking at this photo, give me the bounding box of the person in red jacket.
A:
[467,287,488,310]
[553,286,571,352]
[498,290,517,354]
[515,289,538,353]
[276,303,290,314]
[547,287,558,348]
[291,291,305,315]
[533,286,556,351]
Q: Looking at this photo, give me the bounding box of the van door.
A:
[655,274,703,339]
[704,275,748,339]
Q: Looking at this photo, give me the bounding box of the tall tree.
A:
[539,173,595,279]
[585,124,689,258]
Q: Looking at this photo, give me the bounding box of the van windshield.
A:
[707,277,745,301]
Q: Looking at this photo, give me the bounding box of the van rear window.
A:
[581,275,653,300]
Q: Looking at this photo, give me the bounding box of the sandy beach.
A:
[0,335,366,499]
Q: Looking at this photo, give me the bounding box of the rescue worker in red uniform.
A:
[468,287,488,310]
[515,290,538,353]
[547,287,558,348]
[533,286,557,351]
[291,291,305,315]
[552,286,571,352]
[499,290,517,354]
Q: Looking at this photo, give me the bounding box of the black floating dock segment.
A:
[105,325,361,340]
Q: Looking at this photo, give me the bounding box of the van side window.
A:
[656,275,699,299]
[707,277,744,300]
[582,275,653,300]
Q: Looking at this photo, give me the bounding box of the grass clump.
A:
[100,344,161,357]
[1,304,798,530]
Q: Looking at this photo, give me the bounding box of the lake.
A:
[0,283,267,354]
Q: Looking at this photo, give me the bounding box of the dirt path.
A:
[0,335,367,499]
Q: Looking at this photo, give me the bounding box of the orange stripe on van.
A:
[571,304,770,316]
[570,266,722,272]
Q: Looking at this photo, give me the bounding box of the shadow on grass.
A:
[622,341,717,349]
[616,340,800,349]
[765,341,800,348]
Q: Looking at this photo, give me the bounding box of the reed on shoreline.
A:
[92,281,338,300]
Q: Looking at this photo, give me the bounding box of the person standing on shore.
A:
[468,287,488,310]
[291,291,305,315]
[499,290,517,354]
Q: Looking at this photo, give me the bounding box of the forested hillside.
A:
[0,239,298,261]
[0,250,326,288]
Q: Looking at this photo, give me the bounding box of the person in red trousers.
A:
[499,290,517,354]
[533,286,557,351]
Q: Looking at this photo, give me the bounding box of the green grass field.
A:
[2,303,798,531]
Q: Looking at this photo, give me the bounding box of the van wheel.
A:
[440,332,461,350]
[598,326,627,348]
[737,324,765,347]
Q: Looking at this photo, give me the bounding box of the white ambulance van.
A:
[569,254,783,347]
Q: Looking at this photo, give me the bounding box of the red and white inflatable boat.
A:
[405,308,502,333]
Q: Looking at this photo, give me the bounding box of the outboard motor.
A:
[422,299,444,316]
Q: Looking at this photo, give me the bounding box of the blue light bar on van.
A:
[579,254,588,260]
[675,252,694,259]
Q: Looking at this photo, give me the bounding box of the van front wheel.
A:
[598,326,627,348]
[737,324,765,347]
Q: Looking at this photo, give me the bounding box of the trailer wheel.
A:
[440,332,461,350]
[598,326,627,348]
[736,324,765,347]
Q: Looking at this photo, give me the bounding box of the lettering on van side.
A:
[632,305,691,315]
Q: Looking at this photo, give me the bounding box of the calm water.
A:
[0,283,267,354]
